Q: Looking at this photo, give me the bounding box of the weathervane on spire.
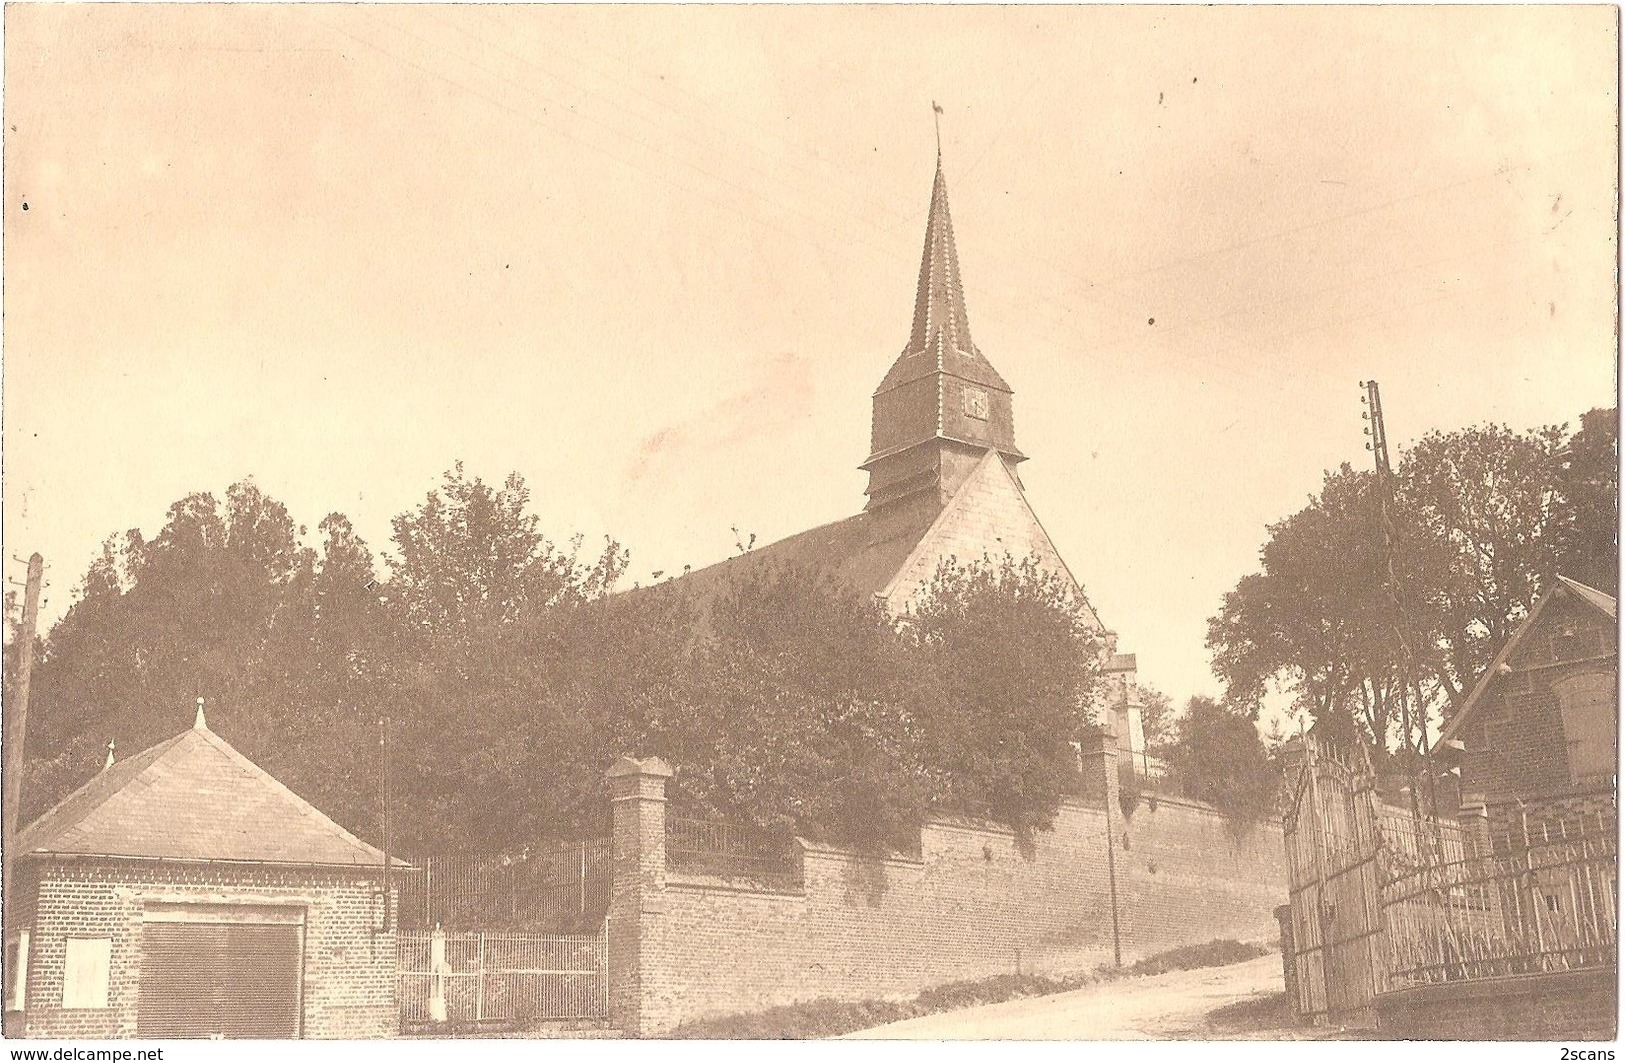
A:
[932,100,944,157]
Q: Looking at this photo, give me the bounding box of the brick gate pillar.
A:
[605,755,673,1037]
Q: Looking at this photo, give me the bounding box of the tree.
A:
[1400,422,1569,696]
[1163,696,1280,820]
[1209,410,1619,755]
[1135,684,1175,756]
[24,481,314,821]
[1207,464,1428,750]
[375,465,631,852]
[1551,407,1618,596]
[903,555,1106,840]
[657,563,925,854]
[387,463,627,643]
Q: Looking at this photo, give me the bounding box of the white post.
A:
[475,931,486,1022]
[428,925,447,1024]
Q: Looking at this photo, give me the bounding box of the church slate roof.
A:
[15,716,392,868]
[878,155,1012,396]
[660,503,940,608]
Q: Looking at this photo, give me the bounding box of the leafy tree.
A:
[1135,684,1175,756]
[1400,422,1569,696]
[1208,464,1428,750]
[1209,411,1618,755]
[23,481,313,820]
[657,564,925,854]
[1551,407,1618,596]
[1163,696,1281,820]
[387,463,627,643]
[903,555,1106,840]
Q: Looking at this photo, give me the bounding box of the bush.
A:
[1116,939,1267,978]
[1163,697,1281,820]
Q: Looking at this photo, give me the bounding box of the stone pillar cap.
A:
[605,755,675,779]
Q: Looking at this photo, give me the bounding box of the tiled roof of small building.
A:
[1440,575,1618,743]
[15,714,391,868]
[1557,575,1617,620]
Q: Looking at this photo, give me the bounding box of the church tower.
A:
[861,155,1025,513]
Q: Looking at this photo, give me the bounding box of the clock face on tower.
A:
[963,387,989,420]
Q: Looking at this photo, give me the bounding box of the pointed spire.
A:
[194,696,207,731]
[906,154,976,362]
[104,739,116,771]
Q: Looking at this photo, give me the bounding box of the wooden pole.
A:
[379,717,393,937]
[3,553,45,981]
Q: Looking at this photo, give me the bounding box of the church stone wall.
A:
[605,759,1285,1036]
[883,450,1081,618]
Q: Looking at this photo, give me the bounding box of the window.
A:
[4,930,28,1011]
[61,938,111,1009]
[1553,670,1617,783]
[962,387,989,420]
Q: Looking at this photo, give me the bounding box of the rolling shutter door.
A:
[137,922,302,1038]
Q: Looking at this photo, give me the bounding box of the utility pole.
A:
[1360,383,1436,832]
[378,716,393,937]
[3,553,44,972]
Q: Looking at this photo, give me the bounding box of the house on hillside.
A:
[1440,574,1617,846]
[652,151,1147,760]
[1357,576,1618,1038]
[4,702,401,1040]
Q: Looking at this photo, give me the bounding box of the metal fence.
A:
[1381,831,1618,989]
[666,817,802,887]
[398,926,609,1032]
[1282,732,1620,1029]
[396,841,610,933]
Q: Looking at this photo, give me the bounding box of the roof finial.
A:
[932,100,944,158]
[104,738,116,770]
[194,696,207,731]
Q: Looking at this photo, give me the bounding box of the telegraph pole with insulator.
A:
[1360,382,1439,835]
[3,553,44,984]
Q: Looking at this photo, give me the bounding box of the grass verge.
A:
[667,938,1271,1039]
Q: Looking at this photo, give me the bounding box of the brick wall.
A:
[17,859,396,1040]
[1462,595,1616,806]
[605,757,1285,1035]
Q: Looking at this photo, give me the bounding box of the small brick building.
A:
[1440,575,1617,844]
[5,706,400,1039]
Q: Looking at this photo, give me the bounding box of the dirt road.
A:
[841,954,1304,1040]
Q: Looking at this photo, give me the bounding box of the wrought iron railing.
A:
[396,840,610,933]
[666,817,802,887]
[1380,834,1618,989]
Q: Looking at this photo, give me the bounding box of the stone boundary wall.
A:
[603,739,1287,1036]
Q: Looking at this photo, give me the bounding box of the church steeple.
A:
[906,155,979,366]
[863,153,1023,513]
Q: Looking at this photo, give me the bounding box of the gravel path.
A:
[841,954,1306,1040]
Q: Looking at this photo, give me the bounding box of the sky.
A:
[3,5,1618,712]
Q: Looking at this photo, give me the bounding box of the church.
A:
[671,151,1150,762]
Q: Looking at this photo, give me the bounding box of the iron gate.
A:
[398,924,609,1032]
[1281,735,1387,1028]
